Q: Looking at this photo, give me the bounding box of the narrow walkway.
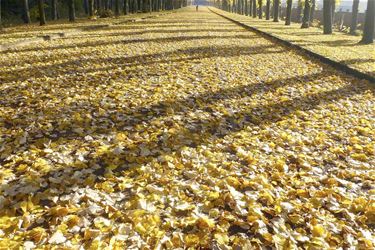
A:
[0,6,374,249]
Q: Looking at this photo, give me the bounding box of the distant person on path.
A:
[196,5,198,11]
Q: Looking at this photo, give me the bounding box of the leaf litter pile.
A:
[0,7,374,249]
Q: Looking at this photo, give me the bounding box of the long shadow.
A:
[121,20,231,25]
[289,40,363,48]
[0,44,282,83]
[320,39,359,47]
[0,12,189,36]
[114,23,235,29]
[67,28,246,39]
[284,32,323,36]
[339,58,375,65]
[105,22,237,31]
[2,71,325,138]
[2,70,373,210]
[0,33,257,55]
[249,25,295,30]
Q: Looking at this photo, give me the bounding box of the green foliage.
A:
[74,0,85,13]
[30,4,48,21]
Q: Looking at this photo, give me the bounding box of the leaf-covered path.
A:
[0,6,374,249]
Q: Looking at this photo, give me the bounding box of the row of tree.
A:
[0,0,188,27]
[217,0,374,44]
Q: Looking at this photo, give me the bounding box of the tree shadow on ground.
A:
[1,33,258,55]
[276,38,362,49]
[113,23,234,29]
[250,25,296,30]
[339,58,375,65]
[283,32,322,36]
[122,20,231,25]
[0,43,282,83]
[319,39,359,47]
[66,28,246,39]
[2,67,373,211]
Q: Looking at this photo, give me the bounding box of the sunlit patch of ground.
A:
[215,8,375,77]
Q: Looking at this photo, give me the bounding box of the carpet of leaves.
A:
[0,11,173,45]
[213,8,375,78]
[0,6,374,249]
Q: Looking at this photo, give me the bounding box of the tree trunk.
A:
[265,0,270,20]
[361,0,374,43]
[249,0,252,16]
[134,0,138,12]
[0,0,2,26]
[84,0,89,14]
[339,12,345,31]
[68,0,75,22]
[258,0,262,19]
[331,0,335,24]
[149,0,152,13]
[129,0,133,12]
[296,0,302,22]
[323,0,332,34]
[270,0,273,18]
[38,0,46,25]
[309,0,315,25]
[252,0,256,17]
[88,0,94,16]
[115,0,120,15]
[51,0,57,20]
[350,0,359,35]
[139,0,143,12]
[97,0,102,12]
[24,0,31,23]
[285,0,292,25]
[301,0,310,28]
[273,0,279,22]
[142,0,147,12]
[245,0,248,15]
[123,0,129,14]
